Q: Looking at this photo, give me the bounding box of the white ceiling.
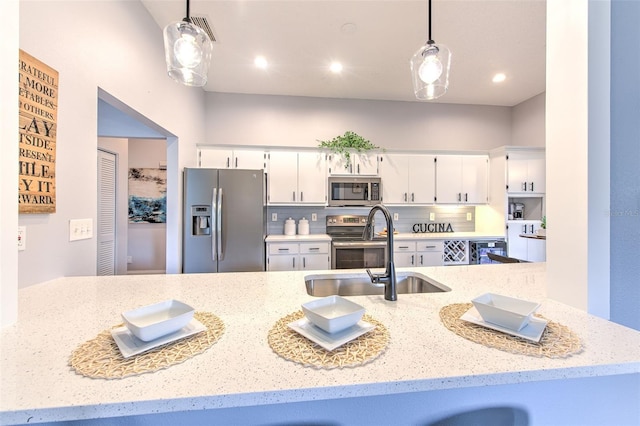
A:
[141,0,546,107]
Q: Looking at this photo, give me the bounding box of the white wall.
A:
[512,92,545,147]
[127,139,167,274]
[0,0,19,327]
[14,0,207,290]
[546,0,610,317]
[204,92,513,152]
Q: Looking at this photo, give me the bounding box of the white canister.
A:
[284,218,296,236]
[298,217,309,235]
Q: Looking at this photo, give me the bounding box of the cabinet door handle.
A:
[411,255,415,265]
[458,193,462,202]
[411,193,415,202]
[530,182,534,191]
[425,245,436,249]
[235,157,238,168]
[404,193,407,202]
[522,225,527,233]
[278,248,289,252]
[292,191,296,202]
[300,192,304,202]
[522,182,527,191]
[309,247,319,251]
[465,193,468,202]
[293,258,296,268]
[530,224,534,233]
[303,257,306,268]
[399,246,409,249]
[226,157,230,168]
[420,254,424,265]
[357,164,360,174]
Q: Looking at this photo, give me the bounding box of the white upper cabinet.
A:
[327,152,379,175]
[435,155,488,204]
[267,151,327,204]
[198,147,266,170]
[380,154,436,204]
[507,150,545,194]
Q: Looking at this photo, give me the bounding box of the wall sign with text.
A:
[18,50,58,214]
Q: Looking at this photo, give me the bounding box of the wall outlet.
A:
[429,212,435,221]
[393,213,399,221]
[467,212,473,221]
[311,213,317,222]
[271,213,278,222]
[69,218,93,241]
[18,226,26,251]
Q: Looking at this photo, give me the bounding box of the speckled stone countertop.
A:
[265,233,506,241]
[1,263,639,424]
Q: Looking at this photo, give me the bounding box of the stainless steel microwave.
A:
[327,176,382,207]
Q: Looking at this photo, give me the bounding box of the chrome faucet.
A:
[363,204,397,301]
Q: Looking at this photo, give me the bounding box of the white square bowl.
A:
[302,295,365,334]
[121,300,195,342]
[471,293,540,331]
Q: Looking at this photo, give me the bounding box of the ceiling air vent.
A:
[191,16,217,43]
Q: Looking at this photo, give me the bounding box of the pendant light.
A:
[163,0,213,87]
[410,0,452,100]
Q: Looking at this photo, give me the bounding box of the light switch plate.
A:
[393,213,399,221]
[311,213,317,222]
[18,226,26,251]
[429,212,435,221]
[69,218,93,241]
[467,212,472,221]
[271,213,278,222]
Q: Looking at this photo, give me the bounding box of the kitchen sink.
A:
[304,272,451,297]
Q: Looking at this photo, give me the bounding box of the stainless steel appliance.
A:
[327,215,386,269]
[470,240,508,264]
[183,168,266,273]
[327,176,381,207]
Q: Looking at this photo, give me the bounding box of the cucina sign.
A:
[412,223,454,233]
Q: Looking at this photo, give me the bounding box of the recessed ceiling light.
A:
[330,62,343,73]
[254,56,268,69]
[492,73,506,83]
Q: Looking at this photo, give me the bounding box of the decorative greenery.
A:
[541,216,546,229]
[317,131,380,168]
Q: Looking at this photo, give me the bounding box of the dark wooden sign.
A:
[18,50,58,214]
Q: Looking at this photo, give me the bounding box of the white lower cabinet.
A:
[266,241,330,271]
[507,221,546,262]
[393,240,444,267]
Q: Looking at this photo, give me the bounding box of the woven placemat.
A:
[440,303,583,358]
[268,311,389,369]
[69,312,225,379]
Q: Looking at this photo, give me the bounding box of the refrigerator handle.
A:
[212,188,218,261]
[217,188,224,260]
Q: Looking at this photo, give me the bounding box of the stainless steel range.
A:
[327,215,387,269]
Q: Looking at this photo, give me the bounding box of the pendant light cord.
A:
[428,0,433,42]
[184,0,191,22]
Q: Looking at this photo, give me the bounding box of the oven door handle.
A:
[331,241,388,248]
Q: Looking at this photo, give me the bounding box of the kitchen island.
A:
[1,263,639,425]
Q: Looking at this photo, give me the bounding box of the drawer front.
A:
[300,242,329,254]
[393,241,416,252]
[268,243,299,255]
[416,240,444,252]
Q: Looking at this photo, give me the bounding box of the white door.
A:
[268,151,298,203]
[408,155,436,203]
[435,155,462,204]
[97,149,116,275]
[462,156,488,203]
[297,151,327,203]
[380,154,409,203]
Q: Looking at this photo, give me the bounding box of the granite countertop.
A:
[1,263,639,424]
[265,232,505,241]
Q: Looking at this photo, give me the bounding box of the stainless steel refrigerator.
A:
[183,168,266,273]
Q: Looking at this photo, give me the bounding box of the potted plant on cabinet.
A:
[317,131,380,169]
[537,216,546,236]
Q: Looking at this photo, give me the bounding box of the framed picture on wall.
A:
[128,168,167,223]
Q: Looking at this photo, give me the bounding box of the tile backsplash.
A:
[267,205,475,235]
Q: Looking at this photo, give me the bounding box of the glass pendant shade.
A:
[410,41,451,100]
[163,20,213,87]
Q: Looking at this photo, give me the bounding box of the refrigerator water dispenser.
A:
[191,205,211,236]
